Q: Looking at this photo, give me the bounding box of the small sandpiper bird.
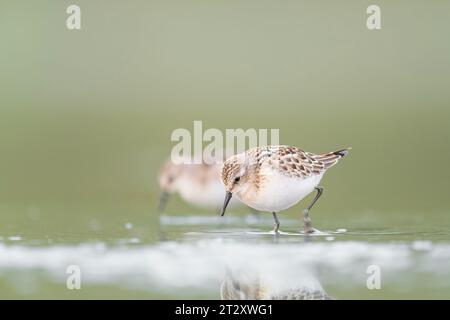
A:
[220,145,350,233]
[158,156,240,212]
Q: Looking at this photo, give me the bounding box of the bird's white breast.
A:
[238,167,323,212]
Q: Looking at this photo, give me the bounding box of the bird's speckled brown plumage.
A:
[222,145,350,185]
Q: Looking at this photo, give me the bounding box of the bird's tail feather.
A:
[316,147,351,169]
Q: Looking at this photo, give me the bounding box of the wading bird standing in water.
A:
[220,145,350,233]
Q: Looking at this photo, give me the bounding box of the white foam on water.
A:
[1,240,450,293]
[7,236,22,241]
[124,223,133,230]
[411,240,433,251]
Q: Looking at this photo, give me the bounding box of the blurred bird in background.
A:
[158,151,241,212]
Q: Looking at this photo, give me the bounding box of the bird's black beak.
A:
[220,191,233,216]
[158,192,170,212]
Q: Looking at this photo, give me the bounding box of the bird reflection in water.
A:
[220,268,333,300]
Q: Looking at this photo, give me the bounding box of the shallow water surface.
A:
[1,213,449,299]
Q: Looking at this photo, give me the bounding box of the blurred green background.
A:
[0,0,450,299]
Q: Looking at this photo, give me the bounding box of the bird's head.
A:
[220,153,254,216]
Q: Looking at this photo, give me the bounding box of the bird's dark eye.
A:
[234,177,240,183]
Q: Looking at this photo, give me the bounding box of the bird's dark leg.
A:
[272,212,280,234]
[303,186,323,234]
